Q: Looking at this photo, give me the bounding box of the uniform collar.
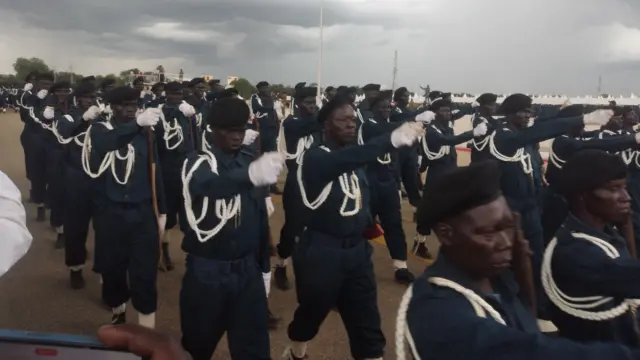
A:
[563,213,627,248]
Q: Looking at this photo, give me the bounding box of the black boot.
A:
[54,233,65,249]
[412,240,433,260]
[159,243,174,272]
[283,348,307,360]
[394,268,415,285]
[274,266,290,291]
[36,206,46,222]
[267,308,282,330]
[69,269,85,290]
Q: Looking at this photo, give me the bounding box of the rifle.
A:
[146,126,167,271]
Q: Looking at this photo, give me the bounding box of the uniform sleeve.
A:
[399,146,421,207]
[257,197,271,273]
[426,125,474,148]
[301,134,395,193]
[153,140,167,215]
[408,296,640,360]
[187,156,254,200]
[0,172,32,278]
[56,113,84,139]
[496,117,583,154]
[552,240,640,299]
[90,121,142,154]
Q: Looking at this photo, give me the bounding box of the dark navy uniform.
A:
[152,102,200,233]
[390,104,424,203]
[542,134,638,243]
[470,113,501,163]
[251,94,279,153]
[276,114,322,260]
[56,107,99,272]
[547,214,640,347]
[400,255,640,360]
[22,91,50,210]
[89,119,166,317]
[287,135,394,360]
[180,147,271,360]
[421,121,474,189]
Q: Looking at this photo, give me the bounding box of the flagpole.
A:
[316,0,324,105]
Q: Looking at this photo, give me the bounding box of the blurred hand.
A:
[97,324,190,360]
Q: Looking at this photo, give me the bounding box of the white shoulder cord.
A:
[356,119,391,164]
[80,122,135,184]
[542,232,640,320]
[26,106,52,130]
[420,124,450,161]
[396,278,506,360]
[296,146,362,216]
[548,135,568,170]
[276,118,315,162]
[181,149,241,243]
[49,115,75,145]
[599,130,637,165]
[488,130,533,174]
[471,115,490,151]
[158,104,184,150]
[195,113,202,128]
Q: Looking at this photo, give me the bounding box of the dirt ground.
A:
[0,111,469,359]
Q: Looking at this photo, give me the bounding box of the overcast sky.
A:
[1,0,640,95]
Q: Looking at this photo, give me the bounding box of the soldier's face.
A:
[211,126,247,152]
[325,105,357,145]
[194,83,206,97]
[77,92,97,109]
[300,96,316,115]
[584,179,631,224]
[373,99,391,120]
[114,100,138,121]
[436,196,515,278]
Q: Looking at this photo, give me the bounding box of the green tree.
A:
[55,71,84,85]
[13,57,51,81]
[230,78,256,99]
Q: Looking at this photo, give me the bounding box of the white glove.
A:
[157,214,167,239]
[583,109,614,126]
[36,89,48,100]
[471,101,480,108]
[399,190,403,202]
[179,101,196,117]
[248,152,285,186]
[472,122,488,137]
[634,133,640,144]
[560,99,572,110]
[23,83,33,92]
[136,108,162,127]
[43,106,55,120]
[82,105,102,121]
[139,91,146,99]
[265,197,275,217]
[242,129,260,146]
[391,121,425,148]
[262,272,272,298]
[103,104,112,114]
[415,110,435,123]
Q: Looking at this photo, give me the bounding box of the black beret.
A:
[476,93,498,106]
[50,81,71,92]
[317,94,352,124]
[294,82,307,90]
[188,77,205,87]
[363,83,381,91]
[430,98,452,111]
[557,149,628,199]
[132,76,144,85]
[256,81,269,88]
[37,72,55,82]
[107,86,140,105]
[151,82,165,91]
[499,93,532,115]
[295,87,317,99]
[164,81,183,93]
[370,90,393,107]
[100,77,116,89]
[394,87,408,97]
[417,160,502,232]
[325,86,335,92]
[73,82,96,98]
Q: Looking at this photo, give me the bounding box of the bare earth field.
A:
[0,112,468,359]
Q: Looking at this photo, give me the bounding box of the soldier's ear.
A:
[434,222,454,246]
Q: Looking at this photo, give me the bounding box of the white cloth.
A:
[179,101,196,117]
[82,105,102,121]
[472,122,488,137]
[0,171,33,278]
[391,122,424,148]
[43,107,55,120]
[136,108,161,127]
[415,110,435,123]
[248,152,285,186]
[36,89,48,100]
[242,129,260,146]
[583,109,614,126]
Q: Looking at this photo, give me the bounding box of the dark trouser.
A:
[277,177,304,259]
[288,231,385,359]
[541,186,568,246]
[180,254,270,360]
[64,166,93,268]
[94,201,159,314]
[46,144,66,228]
[259,129,278,153]
[519,206,547,317]
[370,178,406,261]
[27,132,48,205]
[20,127,31,181]
[162,170,186,232]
